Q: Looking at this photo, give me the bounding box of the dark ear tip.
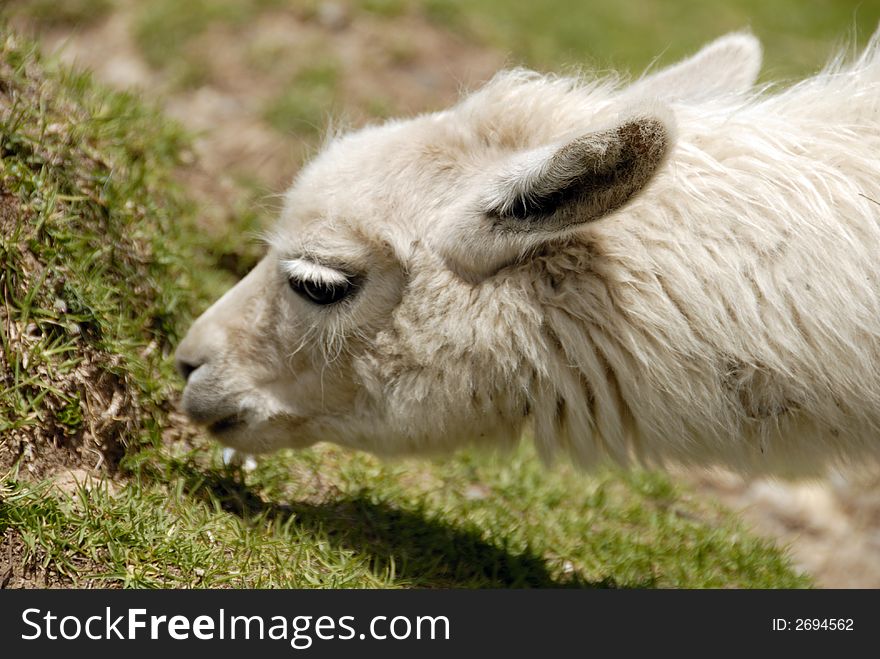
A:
[486,113,672,230]
[617,117,670,160]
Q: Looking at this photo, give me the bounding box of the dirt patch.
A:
[51,467,121,497]
[0,191,17,235]
[1,530,65,589]
[687,471,880,588]
[0,343,136,480]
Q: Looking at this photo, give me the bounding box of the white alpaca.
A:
[176,30,880,475]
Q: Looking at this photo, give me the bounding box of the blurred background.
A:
[5,0,880,586]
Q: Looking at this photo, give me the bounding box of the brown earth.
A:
[8,2,880,588]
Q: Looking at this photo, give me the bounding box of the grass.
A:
[0,8,821,588]
[264,61,341,137]
[134,0,268,70]
[124,0,880,78]
[0,28,225,457]
[12,1,879,87]
[2,442,809,588]
[6,0,113,29]
[416,0,880,76]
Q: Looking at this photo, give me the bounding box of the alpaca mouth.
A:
[208,414,244,435]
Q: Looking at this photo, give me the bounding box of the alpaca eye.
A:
[288,277,353,305]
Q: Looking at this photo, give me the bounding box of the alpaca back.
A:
[535,37,880,474]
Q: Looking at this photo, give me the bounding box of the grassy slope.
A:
[0,34,196,458]
[0,11,814,587]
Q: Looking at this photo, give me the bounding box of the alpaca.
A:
[175,30,880,475]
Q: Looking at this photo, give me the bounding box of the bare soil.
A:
[685,470,880,587]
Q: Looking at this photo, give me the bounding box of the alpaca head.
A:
[174,33,761,456]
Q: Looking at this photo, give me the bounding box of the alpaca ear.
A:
[485,115,671,233]
[438,113,673,280]
[627,32,762,101]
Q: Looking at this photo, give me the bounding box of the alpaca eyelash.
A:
[280,258,351,286]
[288,276,355,305]
[280,258,359,306]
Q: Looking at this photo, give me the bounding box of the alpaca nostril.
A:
[176,359,202,383]
[176,332,215,384]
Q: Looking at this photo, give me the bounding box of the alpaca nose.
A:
[174,335,213,383]
[175,357,202,383]
[174,255,269,385]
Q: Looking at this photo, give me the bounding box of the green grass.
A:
[0,28,226,450]
[0,15,815,588]
[118,0,880,96]
[132,0,290,87]
[134,0,263,69]
[417,0,880,77]
[264,61,341,137]
[2,442,809,588]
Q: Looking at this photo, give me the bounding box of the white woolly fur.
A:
[176,30,880,476]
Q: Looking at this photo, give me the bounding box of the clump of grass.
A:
[134,0,249,71]
[359,0,410,19]
[132,0,289,85]
[0,27,220,473]
[419,0,468,34]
